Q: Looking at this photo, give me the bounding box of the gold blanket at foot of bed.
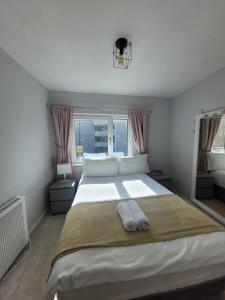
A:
[50,194,224,271]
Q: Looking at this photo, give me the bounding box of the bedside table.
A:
[49,180,76,214]
[195,174,214,200]
[148,173,172,190]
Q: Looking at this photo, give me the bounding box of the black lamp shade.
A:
[113,38,132,69]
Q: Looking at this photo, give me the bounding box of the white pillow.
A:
[82,157,119,177]
[207,152,225,171]
[118,154,149,175]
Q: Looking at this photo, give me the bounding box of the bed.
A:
[74,173,172,204]
[46,173,225,300]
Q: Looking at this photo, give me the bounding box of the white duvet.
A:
[46,174,225,300]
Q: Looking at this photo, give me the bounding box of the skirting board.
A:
[29,209,47,235]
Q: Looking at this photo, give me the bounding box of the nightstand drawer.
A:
[196,188,213,199]
[50,188,74,202]
[148,173,172,191]
[49,180,76,214]
[196,179,214,188]
[51,200,72,214]
[157,179,172,190]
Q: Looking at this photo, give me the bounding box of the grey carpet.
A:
[0,214,65,300]
[0,213,224,300]
[201,198,225,218]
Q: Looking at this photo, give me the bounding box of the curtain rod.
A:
[47,104,153,113]
[202,111,225,119]
[200,108,225,118]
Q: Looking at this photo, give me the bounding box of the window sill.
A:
[211,150,225,154]
[73,162,83,167]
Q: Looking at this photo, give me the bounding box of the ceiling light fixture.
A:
[113,37,132,69]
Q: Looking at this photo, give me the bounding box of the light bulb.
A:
[117,54,125,66]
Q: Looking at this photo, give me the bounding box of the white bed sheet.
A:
[46,174,225,300]
[73,173,172,205]
[212,170,225,189]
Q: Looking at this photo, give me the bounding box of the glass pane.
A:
[212,118,225,152]
[75,119,108,158]
[113,119,128,156]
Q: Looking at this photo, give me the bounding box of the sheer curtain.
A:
[52,104,74,177]
[197,116,221,173]
[128,110,149,154]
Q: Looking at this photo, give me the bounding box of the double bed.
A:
[47,173,225,300]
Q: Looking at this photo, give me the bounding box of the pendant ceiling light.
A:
[113,37,132,69]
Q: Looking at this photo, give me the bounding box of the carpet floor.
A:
[201,198,225,219]
[0,213,225,300]
[0,214,65,300]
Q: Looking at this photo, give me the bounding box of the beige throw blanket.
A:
[51,194,224,270]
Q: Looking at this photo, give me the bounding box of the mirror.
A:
[195,112,225,218]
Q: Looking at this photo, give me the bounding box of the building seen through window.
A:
[75,118,128,158]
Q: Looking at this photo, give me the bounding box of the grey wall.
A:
[0,48,53,230]
[49,90,172,176]
[171,68,225,199]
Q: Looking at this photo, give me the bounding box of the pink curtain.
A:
[52,104,73,177]
[197,117,221,173]
[128,110,149,154]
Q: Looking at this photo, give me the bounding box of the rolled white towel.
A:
[127,200,150,231]
[117,202,137,232]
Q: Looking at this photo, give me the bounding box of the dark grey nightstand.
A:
[148,173,172,190]
[49,180,76,214]
[195,174,214,200]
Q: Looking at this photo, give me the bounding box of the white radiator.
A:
[0,196,29,280]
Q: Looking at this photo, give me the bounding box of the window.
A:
[212,118,225,153]
[74,115,129,160]
[113,119,128,157]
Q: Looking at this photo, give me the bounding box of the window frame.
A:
[211,118,225,153]
[211,147,225,153]
[72,113,132,163]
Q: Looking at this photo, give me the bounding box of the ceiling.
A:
[1,0,225,98]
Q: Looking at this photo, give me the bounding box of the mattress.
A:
[46,174,225,300]
[212,170,225,189]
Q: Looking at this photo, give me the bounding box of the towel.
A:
[127,200,150,231]
[117,202,137,232]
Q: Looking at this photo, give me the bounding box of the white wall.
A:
[48,90,172,177]
[171,68,225,199]
[0,48,53,230]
